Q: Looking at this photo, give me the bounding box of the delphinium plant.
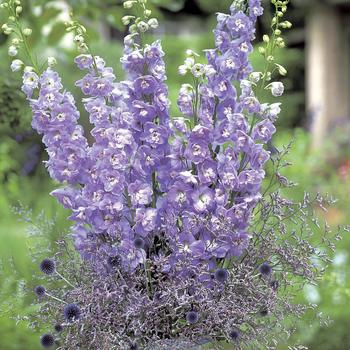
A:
[0,0,343,349]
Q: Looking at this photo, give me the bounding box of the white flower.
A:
[250,72,262,83]
[10,59,24,72]
[270,82,284,97]
[191,63,205,78]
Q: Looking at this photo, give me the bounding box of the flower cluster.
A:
[2,0,341,349]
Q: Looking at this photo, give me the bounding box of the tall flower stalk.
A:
[0,0,343,349]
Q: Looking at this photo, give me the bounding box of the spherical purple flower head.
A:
[40,334,55,348]
[259,262,272,276]
[107,255,121,269]
[229,327,240,342]
[186,311,199,325]
[40,259,56,275]
[260,308,269,316]
[63,303,81,323]
[54,323,63,333]
[214,268,229,283]
[133,237,145,249]
[270,280,279,291]
[34,285,46,298]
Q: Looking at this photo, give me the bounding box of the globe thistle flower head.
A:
[260,308,269,316]
[270,280,279,291]
[63,303,81,323]
[34,285,46,298]
[133,237,145,249]
[107,255,121,269]
[40,259,56,275]
[229,328,240,341]
[186,311,199,325]
[214,268,229,283]
[40,333,55,348]
[54,323,63,333]
[259,262,272,276]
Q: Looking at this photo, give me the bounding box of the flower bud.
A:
[263,35,269,43]
[47,56,57,67]
[269,82,284,97]
[10,59,24,72]
[124,34,136,46]
[123,1,135,9]
[122,16,134,26]
[23,28,32,36]
[74,34,84,43]
[274,29,281,36]
[178,65,188,76]
[275,63,287,76]
[24,66,34,73]
[148,18,158,29]
[250,72,262,83]
[12,38,20,45]
[258,47,266,55]
[144,9,152,17]
[2,24,13,35]
[137,21,149,33]
[8,45,18,57]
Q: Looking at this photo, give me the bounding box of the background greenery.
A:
[0,0,348,349]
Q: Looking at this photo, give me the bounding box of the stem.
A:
[45,292,68,304]
[56,271,77,289]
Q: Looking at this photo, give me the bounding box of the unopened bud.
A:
[258,47,266,55]
[148,18,158,29]
[15,6,22,15]
[8,45,18,57]
[263,35,270,43]
[23,28,32,36]
[144,9,152,17]
[12,38,20,45]
[123,1,135,9]
[47,56,57,67]
[122,16,134,26]
[74,34,84,43]
[275,64,287,76]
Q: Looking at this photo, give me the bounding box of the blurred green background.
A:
[0,0,349,349]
